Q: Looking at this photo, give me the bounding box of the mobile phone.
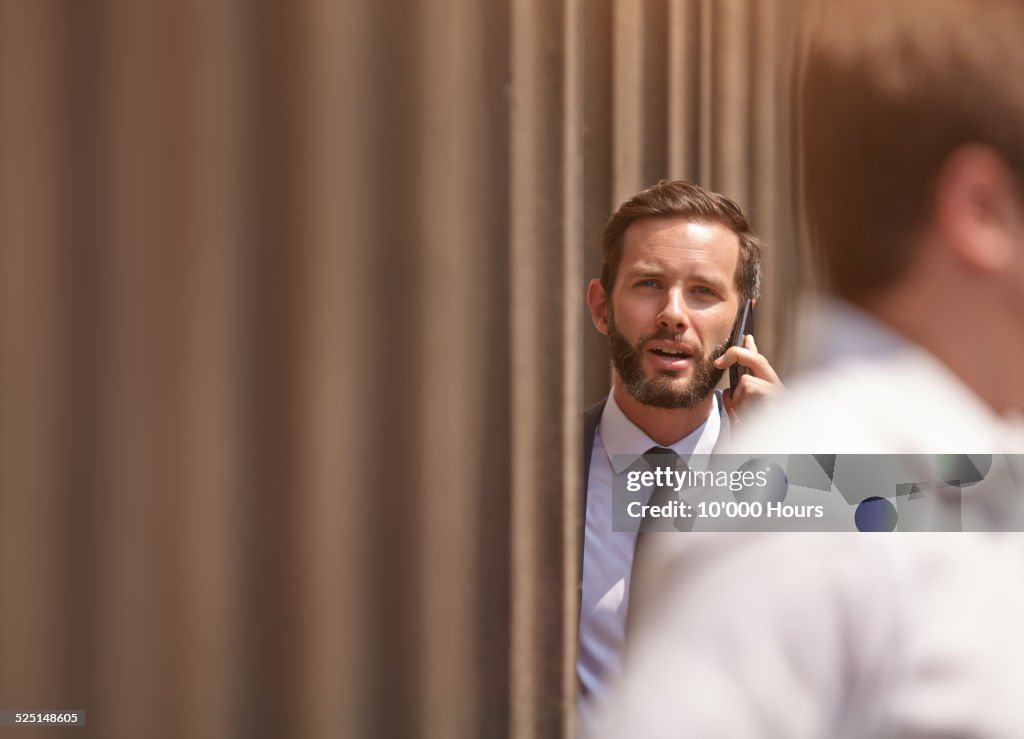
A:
[729,299,754,390]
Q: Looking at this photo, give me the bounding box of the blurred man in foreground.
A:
[599,1,1024,736]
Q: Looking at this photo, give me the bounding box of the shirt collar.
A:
[801,296,1024,451]
[599,390,722,475]
[796,295,913,371]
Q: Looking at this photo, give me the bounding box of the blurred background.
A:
[0,0,818,737]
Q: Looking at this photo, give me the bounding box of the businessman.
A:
[577,180,784,719]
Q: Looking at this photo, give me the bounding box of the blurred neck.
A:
[862,276,1015,417]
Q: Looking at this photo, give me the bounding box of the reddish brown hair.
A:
[600,180,763,302]
[798,0,1024,301]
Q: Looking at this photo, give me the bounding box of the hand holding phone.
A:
[717,299,785,423]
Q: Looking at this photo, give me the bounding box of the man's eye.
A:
[692,286,717,297]
[637,280,661,288]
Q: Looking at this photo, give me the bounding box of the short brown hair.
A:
[600,180,763,302]
[798,0,1024,302]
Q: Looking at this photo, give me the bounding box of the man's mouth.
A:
[646,343,696,370]
[650,347,691,359]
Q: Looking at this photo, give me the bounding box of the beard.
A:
[607,307,729,409]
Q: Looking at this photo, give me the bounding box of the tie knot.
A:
[643,446,679,470]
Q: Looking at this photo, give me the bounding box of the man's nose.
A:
[657,288,689,331]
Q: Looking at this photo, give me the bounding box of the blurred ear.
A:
[587,279,610,335]
[934,144,1022,274]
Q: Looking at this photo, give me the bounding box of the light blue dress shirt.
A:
[577,390,721,725]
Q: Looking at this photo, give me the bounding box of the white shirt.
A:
[577,390,721,725]
[598,299,1024,738]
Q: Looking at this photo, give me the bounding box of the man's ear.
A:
[587,279,610,335]
[935,144,1021,274]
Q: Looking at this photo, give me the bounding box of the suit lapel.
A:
[580,398,607,595]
